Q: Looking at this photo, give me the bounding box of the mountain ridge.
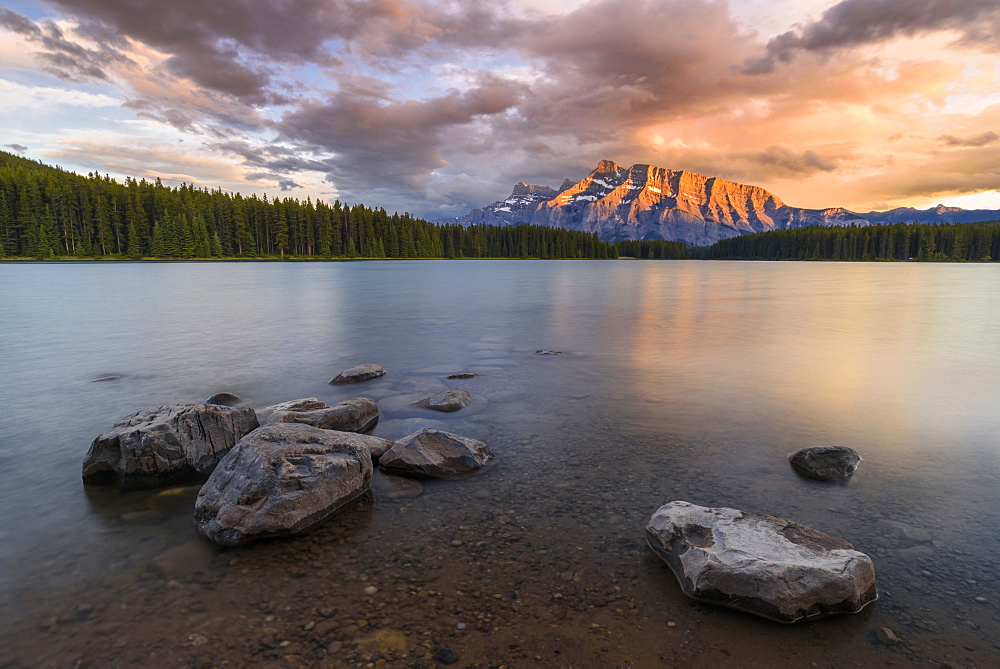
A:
[438,161,1000,245]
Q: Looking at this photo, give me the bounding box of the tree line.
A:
[691,222,1000,262]
[0,151,618,260]
[613,239,689,259]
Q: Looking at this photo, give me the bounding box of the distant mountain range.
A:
[437,160,1000,245]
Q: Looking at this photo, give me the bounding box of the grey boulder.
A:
[789,446,861,481]
[194,423,373,546]
[413,388,473,412]
[330,364,386,384]
[265,397,379,433]
[255,398,328,423]
[82,404,259,489]
[646,501,877,624]
[379,428,494,477]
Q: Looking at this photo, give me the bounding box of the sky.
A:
[1,0,999,219]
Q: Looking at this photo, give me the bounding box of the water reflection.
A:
[0,260,998,666]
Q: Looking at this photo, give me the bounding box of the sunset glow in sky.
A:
[1,0,999,218]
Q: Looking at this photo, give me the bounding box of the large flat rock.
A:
[194,423,373,546]
[82,404,259,489]
[646,501,877,623]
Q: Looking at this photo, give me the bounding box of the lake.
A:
[1,260,998,666]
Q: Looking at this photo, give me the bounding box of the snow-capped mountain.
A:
[437,160,1000,245]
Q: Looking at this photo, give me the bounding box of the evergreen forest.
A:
[0,151,618,260]
[691,222,1000,262]
[4,150,998,263]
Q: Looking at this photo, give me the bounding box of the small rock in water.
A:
[379,428,494,478]
[877,627,901,645]
[330,364,387,384]
[535,350,563,355]
[447,373,478,379]
[412,388,473,413]
[91,375,120,382]
[646,500,877,624]
[433,648,458,664]
[205,392,241,406]
[788,446,861,481]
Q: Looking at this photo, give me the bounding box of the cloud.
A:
[4,143,28,152]
[744,0,1000,74]
[938,131,999,147]
[4,0,1000,216]
[731,145,838,178]
[0,8,135,82]
[275,73,524,202]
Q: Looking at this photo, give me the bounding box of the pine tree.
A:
[126,218,141,259]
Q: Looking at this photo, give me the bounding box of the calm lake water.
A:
[1,260,998,667]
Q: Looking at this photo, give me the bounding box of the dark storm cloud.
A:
[938,131,999,148]
[744,0,1000,74]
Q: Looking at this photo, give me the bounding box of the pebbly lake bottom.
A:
[3,363,999,668]
[1,260,999,667]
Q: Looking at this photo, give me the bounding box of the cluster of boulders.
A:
[82,364,493,547]
[645,445,875,624]
[84,358,879,626]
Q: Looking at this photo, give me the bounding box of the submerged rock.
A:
[413,388,473,413]
[535,350,563,355]
[330,364,387,384]
[266,397,380,433]
[194,423,373,546]
[446,373,478,379]
[645,500,877,624]
[205,392,241,406]
[82,404,259,489]
[255,397,328,423]
[379,428,494,477]
[789,446,861,481]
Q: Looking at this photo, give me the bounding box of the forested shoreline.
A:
[4,151,999,262]
[691,222,1000,262]
[0,151,617,260]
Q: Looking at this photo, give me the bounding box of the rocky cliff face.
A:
[437,160,1000,245]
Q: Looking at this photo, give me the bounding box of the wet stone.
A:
[379,428,494,478]
[788,446,861,481]
[433,648,458,664]
[83,403,260,489]
[877,627,901,645]
[330,364,387,384]
[205,392,241,406]
[412,389,473,413]
[646,501,878,624]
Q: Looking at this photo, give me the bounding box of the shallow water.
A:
[1,260,998,667]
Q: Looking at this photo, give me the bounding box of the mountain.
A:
[437,160,1000,245]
